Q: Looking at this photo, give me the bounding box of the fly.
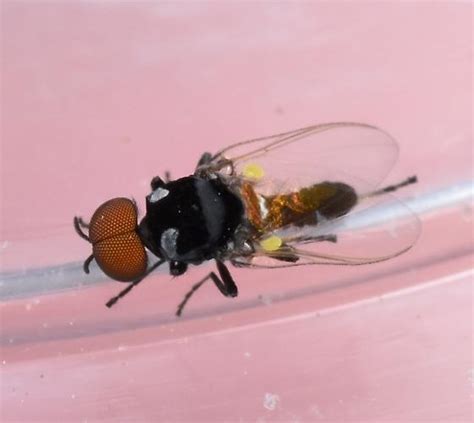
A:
[74,122,420,316]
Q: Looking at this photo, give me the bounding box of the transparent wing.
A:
[203,122,399,195]
[200,122,419,268]
[232,191,421,268]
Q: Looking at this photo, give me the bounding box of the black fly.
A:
[74,122,420,316]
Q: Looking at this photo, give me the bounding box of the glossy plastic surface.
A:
[1,2,472,422]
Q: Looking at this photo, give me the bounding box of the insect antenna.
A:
[366,175,417,198]
[105,259,165,308]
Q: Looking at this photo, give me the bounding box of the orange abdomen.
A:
[241,181,357,233]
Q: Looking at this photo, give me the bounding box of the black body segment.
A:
[72,122,419,316]
[138,176,245,264]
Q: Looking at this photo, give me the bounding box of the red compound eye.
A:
[88,198,147,282]
[89,197,138,243]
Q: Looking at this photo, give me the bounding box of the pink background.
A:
[1,1,472,422]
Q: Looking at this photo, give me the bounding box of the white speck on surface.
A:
[2,360,6,365]
[117,345,127,352]
[69,321,74,326]
[263,393,280,411]
[25,303,32,311]
[150,187,170,203]
[244,351,251,358]
[42,323,48,328]
[71,394,76,399]
[1,240,9,251]
[309,405,323,418]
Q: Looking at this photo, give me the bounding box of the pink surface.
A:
[1,2,472,422]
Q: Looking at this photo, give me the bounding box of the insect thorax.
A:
[138,176,245,264]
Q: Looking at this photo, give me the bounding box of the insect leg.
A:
[267,235,338,262]
[215,260,239,297]
[176,272,214,317]
[176,261,238,317]
[77,217,90,228]
[368,176,417,197]
[82,254,94,274]
[271,252,300,263]
[105,259,165,308]
[293,234,338,244]
[73,216,90,241]
[150,176,166,190]
[196,152,213,167]
[150,172,173,189]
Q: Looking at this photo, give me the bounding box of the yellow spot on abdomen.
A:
[243,163,265,181]
[260,235,282,251]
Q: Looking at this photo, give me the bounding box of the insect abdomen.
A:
[242,181,357,232]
